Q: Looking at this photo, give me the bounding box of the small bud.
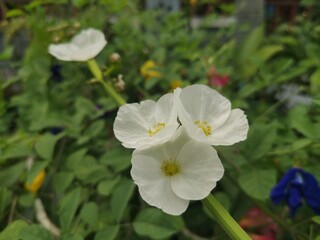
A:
[110,52,121,63]
[114,74,125,91]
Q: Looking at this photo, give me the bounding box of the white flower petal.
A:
[48,28,107,62]
[138,180,189,216]
[131,150,189,215]
[48,44,73,61]
[155,91,178,125]
[175,84,231,130]
[175,84,249,146]
[171,140,224,200]
[209,109,249,145]
[113,93,179,149]
[113,101,153,148]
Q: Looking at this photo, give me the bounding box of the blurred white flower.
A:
[174,84,249,146]
[275,84,312,109]
[48,28,107,62]
[131,127,224,215]
[113,93,179,149]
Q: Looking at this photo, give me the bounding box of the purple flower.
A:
[270,168,320,216]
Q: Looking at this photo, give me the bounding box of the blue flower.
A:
[270,167,320,216]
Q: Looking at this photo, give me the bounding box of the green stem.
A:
[87,59,126,106]
[202,194,251,240]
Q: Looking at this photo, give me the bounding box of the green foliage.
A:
[19,225,54,240]
[94,225,120,240]
[133,208,184,239]
[0,1,320,239]
[59,187,82,231]
[0,220,28,240]
[238,169,276,200]
[110,179,135,222]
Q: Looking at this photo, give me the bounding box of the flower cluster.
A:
[114,84,249,215]
[270,167,320,217]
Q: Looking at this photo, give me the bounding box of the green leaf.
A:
[73,155,108,183]
[0,142,32,163]
[83,120,105,138]
[110,178,135,222]
[52,171,74,194]
[313,95,320,106]
[80,202,99,227]
[35,134,60,160]
[97,176,121,196]
[290,106,318,139]
[133,208,184,240]
[18,193,35,207]
[0,162,25,187]
[257,45,283,61]
[313,216,320,225]
[5,9,25,18]
[0,46,14,61]
[60,233,84,240]
[0,188,12,217]
[94,225,120,240]
[310,69,320,93]
[19,224,54,240]
[0,221,28,240]
[242,123,277,160]
[59,187,82,231]
[238,169,276,200]
[269,138,313,155]
[72,0,88,8]
[75,96,97,117]
[100,147,131,173]
[66,149,87,170]
[235,26,264,65]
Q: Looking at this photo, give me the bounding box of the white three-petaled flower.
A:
[48,28,107,62]
[113,93,179,149]
[174,84,249,146]
[130,127,224,215]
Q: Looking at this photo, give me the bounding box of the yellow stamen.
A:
[161,159,181,176]
[148,122,166,137]
[194,120,212,136]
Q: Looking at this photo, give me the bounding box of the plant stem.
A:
[202,194,251,240]
[87,59,126,106]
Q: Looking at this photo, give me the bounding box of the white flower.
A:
[113,93,179,149]
[174,84,249,146]
[131,127,224,215]
[48,28,107,62]
[275,84,312,109]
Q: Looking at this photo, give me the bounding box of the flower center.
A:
[161,159,181,176]
[148,122,166,137]
[194,120,212,136]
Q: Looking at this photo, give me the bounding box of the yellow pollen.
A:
[194,120,212,136]
[148,122,166,137]
[161,159,181,176]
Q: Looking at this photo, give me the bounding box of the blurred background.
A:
[0,1,320,240]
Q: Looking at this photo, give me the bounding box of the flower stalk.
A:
[202,193,251,240]
[87,59,126,106]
